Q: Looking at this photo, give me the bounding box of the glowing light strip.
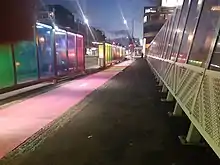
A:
[67,32,76,36]
[76,34,83,38]
[36,22,52,29]
[36,25,43,29]
[210,64,220,68]
[92,41,102,45]
[55,31,66,35]
[54,25,66,33]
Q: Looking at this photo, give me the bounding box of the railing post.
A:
[161,91,174,102]
[166,91,174,101]
[161,84,168,93]
[179,123,202,145]
[186,123,201,143]
[173,102,183,116]
[158,79,163,86]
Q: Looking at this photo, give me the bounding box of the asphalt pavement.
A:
[2,59,220,165]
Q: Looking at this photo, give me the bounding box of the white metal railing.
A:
[146,0,220,159]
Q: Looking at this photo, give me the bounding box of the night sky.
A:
[44,0,159,39]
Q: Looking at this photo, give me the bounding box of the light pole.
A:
[123,18,135,54]
[84,17,89,47]
[123,18,135,42]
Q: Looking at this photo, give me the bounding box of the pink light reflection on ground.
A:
[0,60,133,159]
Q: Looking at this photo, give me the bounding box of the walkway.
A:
[1,59,220,165]
[0,60,132,160]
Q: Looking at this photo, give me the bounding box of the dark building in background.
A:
[37,5,75,29]
[48,5,75,29]
[37,4,106,48]
[143,6,174,49]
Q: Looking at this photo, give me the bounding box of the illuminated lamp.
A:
[39,37,45,43]
[211,6,220,11]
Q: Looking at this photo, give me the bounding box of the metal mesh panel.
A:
[163,63,172,84]
[176,70,193,97]
[186,94,195,114]
[212,78,220,146]
[193,91,202,123]
[173,65,178,93]
[202,76,213,139]
[147,55,220,158]
[193,73,220,147]
[182,72,200,102]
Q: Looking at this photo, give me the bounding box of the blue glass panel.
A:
[55,31,68,75]
[36,23,55,78]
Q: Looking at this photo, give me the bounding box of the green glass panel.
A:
[14,41,38,83]
[111,47,112,60]
[109,46,111,61]
[0,45,15,89]
[108,45,110,62]
[98,44,104,58]
[105,44,108,64]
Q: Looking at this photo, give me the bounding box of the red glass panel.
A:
[76,35,85,71]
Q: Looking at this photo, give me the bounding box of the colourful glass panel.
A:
[105,44,108,64]
[113,46,117,60]
[55,31,68,75]
[67,32,77,72]
[108,45,110,63]
[14,41,38,83]
[0,45,15,88]
[110,45,112,62]
[98,44,104,58]
[76,35,84,71]
[36,24,55,78]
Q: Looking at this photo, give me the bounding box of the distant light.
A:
[210,64,220,68]
[49,12,54,17]
[54,25,59,30]
[162,0,183,7]
[16,62,20,66]
[145,8,156,13]
[84,17,89,25]
[39,37,45,43]
[91,47,97,51]
[92,41,102,45]
[123,19,127,25]
[188,34,193,41]
[176,29,182,33]
[198,0,203,5]
[211,6,220,11]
